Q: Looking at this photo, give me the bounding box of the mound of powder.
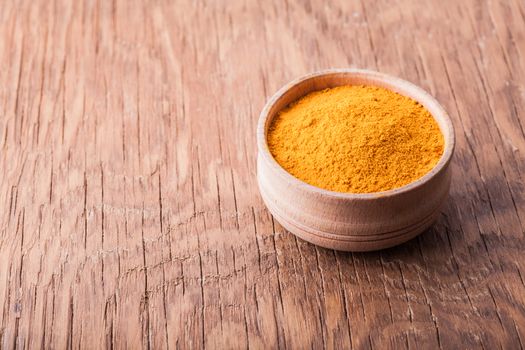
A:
[267,85,445,193]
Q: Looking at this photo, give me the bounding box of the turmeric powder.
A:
[267,85,444,193]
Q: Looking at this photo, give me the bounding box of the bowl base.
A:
[260,188,442,252]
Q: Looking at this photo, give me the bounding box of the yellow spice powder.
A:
[267,85,445,193]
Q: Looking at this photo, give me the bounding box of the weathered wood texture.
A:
[1,0,524,348]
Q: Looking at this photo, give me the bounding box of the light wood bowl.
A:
[256,69,455,251]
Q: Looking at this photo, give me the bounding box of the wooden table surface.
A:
[1,0,525,348]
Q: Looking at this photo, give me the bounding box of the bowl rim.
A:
[256,68,456,200]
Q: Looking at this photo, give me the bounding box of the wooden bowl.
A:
[256,69,455,251]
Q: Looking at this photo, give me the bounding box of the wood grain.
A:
[0,0,524,348]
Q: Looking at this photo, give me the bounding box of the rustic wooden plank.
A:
[1,0,525,348]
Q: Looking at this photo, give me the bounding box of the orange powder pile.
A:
[267,85,445,193]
